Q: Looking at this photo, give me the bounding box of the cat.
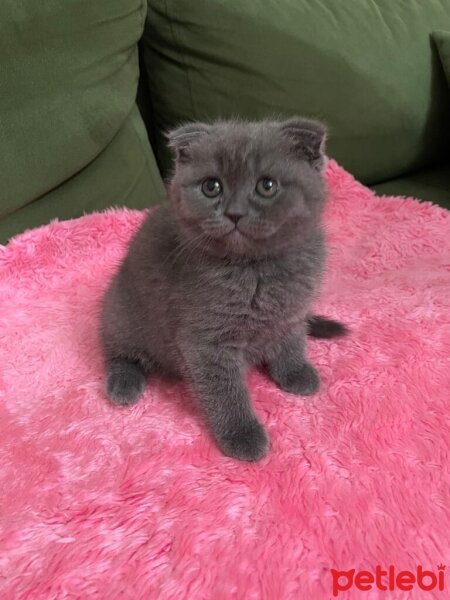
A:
[100,118,347,461]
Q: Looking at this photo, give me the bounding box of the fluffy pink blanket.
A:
[1,162,449,599]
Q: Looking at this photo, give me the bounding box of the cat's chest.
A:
[205,262,307,323]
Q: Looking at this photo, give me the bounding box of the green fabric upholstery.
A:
[371,31,450,208]
[1,1,449,242]
[371,162,450,209]
[0,107,165,242]
[373,30,450,208]
[433,30,450,86]
[0,0,165,244]
[142,0,450,184]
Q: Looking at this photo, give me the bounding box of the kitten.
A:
[100,118,347,461]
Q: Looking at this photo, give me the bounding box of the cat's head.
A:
[166,118,327,258]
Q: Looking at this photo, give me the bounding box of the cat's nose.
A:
[225,212,244,224]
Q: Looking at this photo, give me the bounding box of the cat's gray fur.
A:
[100,118,346,461]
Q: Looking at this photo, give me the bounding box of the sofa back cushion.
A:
[0,0,164,242]
[142,0,450,184]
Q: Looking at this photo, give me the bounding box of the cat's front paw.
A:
[218,420,269,462]
[272,361,320,396]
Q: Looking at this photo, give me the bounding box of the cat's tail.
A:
[106,358,146,406]
[307,315,349,339]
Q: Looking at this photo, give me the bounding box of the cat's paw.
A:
[218,420,269,462]
[272,361,320,396]
[107,362,146,406]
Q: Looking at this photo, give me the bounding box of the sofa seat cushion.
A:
[371,162,450,209]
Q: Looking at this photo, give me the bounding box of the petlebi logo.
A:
[331,564,446,596]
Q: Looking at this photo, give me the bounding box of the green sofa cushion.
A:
[142,0,450,185]
[433,30,450,86]
[0,107,165,242]
[371,162,450,209]
[371,31,450,210]
[0,0,165,244]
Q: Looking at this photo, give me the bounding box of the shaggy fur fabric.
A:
[0,162,449,599]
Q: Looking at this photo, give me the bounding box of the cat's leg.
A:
[183,345,268,461]
[106,352,158,406]
[266,331,320,396]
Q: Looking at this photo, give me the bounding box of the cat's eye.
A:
[256,177,278,198]
[202,178,222,198]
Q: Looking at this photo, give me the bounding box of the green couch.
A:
[1,1,449,244]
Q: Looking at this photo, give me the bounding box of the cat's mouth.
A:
[203,223,251,241]
[198,221,279,257]
[200,221,275,249]
[225,226,264,249]
[203,225,254,253]
[225,226,250,240]
[227,224,276,242]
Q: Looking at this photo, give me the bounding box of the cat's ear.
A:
[166,122,210,163]
[280,118,327,171]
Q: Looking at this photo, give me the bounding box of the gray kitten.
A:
[100,118,346,461]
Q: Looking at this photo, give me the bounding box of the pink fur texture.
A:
[0,162,449,599]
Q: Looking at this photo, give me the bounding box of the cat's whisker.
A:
[182,232,213,273]
[179,236,204,271]
[162,230,206,267]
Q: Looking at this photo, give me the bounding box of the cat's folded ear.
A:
[280,118,327,171]
[166,122,210,163]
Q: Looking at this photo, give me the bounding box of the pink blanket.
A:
[1,161,449,599]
